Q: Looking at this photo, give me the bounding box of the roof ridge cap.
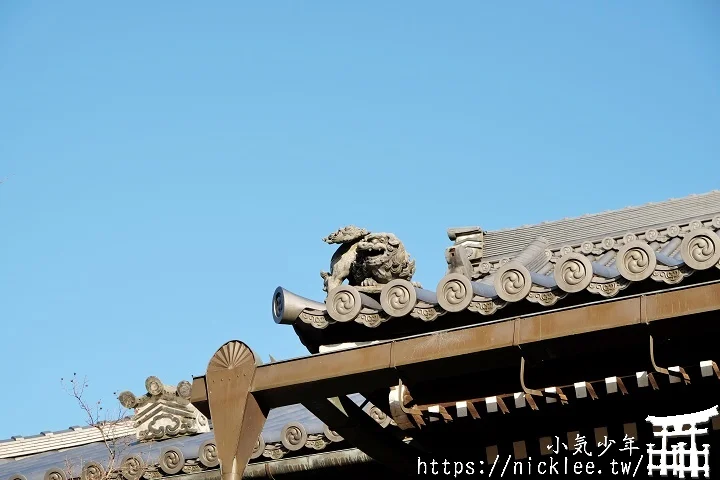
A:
[484,190,720,234]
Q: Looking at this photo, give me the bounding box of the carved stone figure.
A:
[320,226,416,292]
[117,376,210,441]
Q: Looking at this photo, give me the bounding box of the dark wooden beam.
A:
[190,375,210,419]
[192,282,720,410]
[302,396,420,476]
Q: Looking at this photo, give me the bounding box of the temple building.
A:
[3,191,720,479]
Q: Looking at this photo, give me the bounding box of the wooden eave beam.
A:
[191,281,720,412]
[302,396,419,475]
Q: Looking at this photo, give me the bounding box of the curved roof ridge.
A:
[487,190,720,234]
[481,190,720,259]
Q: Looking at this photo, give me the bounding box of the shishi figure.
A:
[320,226,416,292]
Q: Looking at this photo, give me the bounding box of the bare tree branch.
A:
[61,373,133,480]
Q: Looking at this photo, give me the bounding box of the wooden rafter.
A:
[302,396,420,475]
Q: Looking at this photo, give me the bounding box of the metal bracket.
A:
[398,380,426,428]
[649,334,691,385]
[396,380,485,424]
[520,356,568,405]
[519,357,543,396]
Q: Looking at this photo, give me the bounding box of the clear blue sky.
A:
[1,2,718,438]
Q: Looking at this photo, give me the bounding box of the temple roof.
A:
[0,403,322,479]
[0,377,378,480]
[6,192,720,479]
[274,190,720,351]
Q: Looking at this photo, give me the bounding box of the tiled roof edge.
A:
[486,190,720,234]
[0,421,136,459]
[481,190,720,259]
[276,217,720,328]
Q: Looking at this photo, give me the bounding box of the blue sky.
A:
[1,2,718,438]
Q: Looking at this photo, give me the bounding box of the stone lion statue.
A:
[320,226,416,292]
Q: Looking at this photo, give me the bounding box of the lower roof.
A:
[0,398,364,480]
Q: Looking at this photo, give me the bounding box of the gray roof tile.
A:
[0,401,337,480]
